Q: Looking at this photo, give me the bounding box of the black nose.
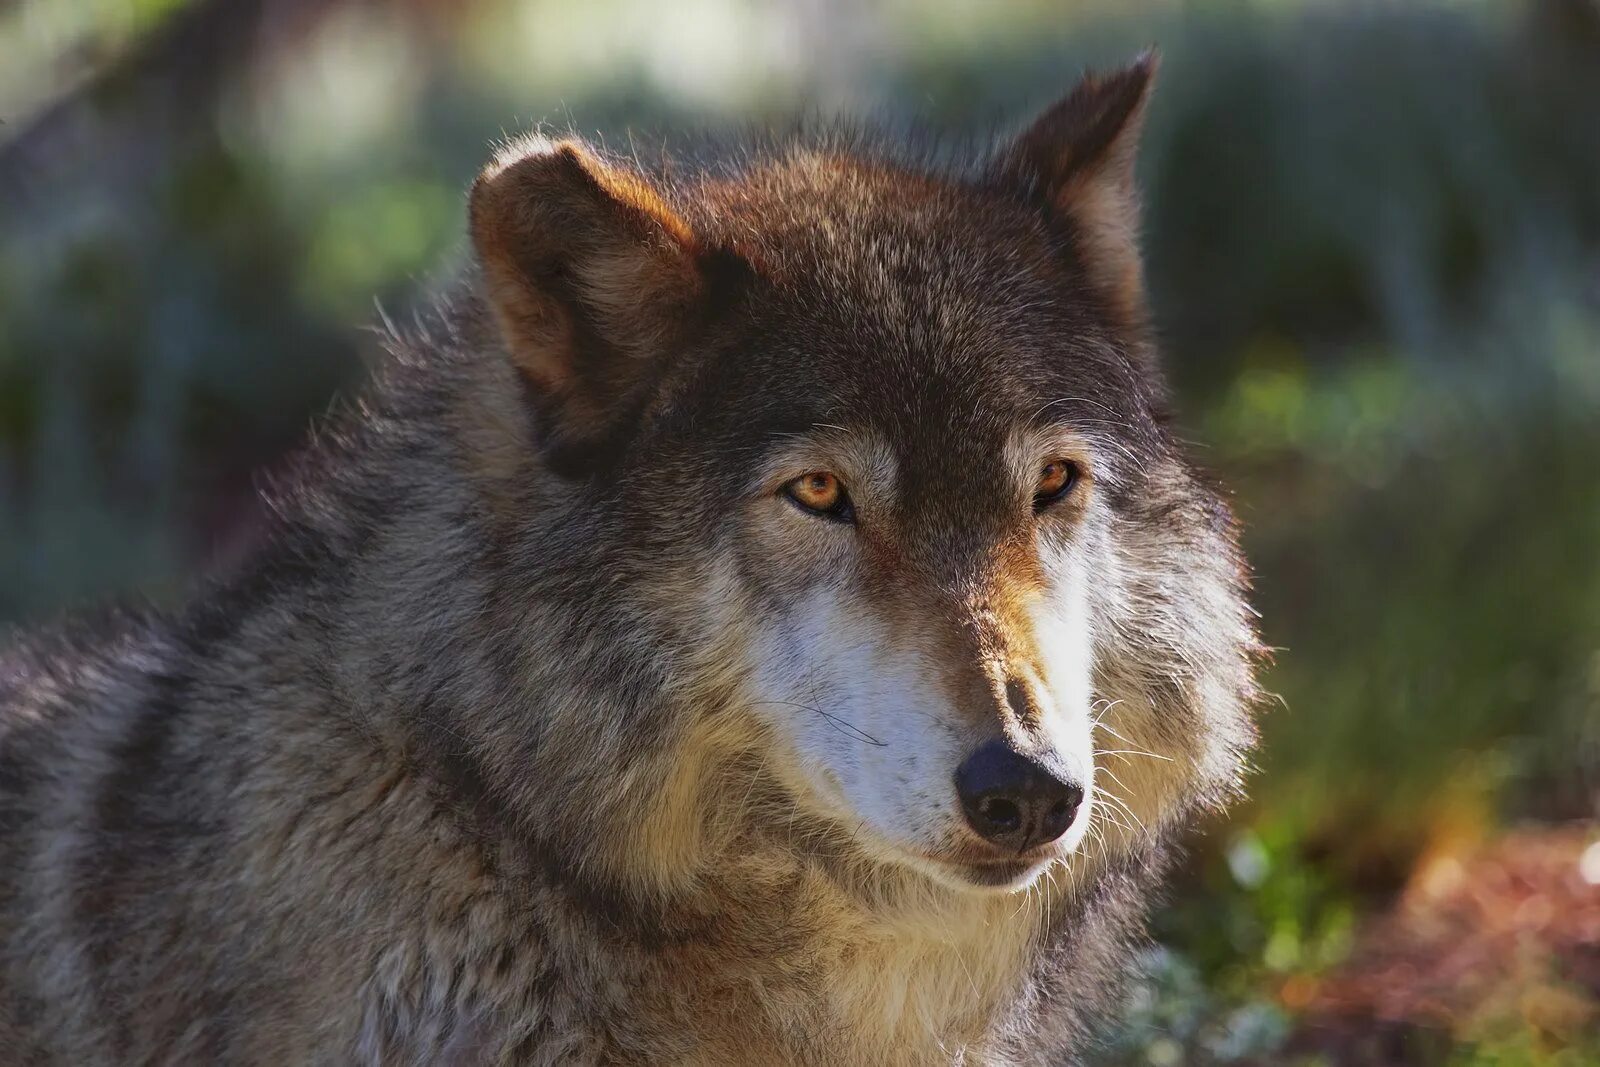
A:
[955,740,1084,852]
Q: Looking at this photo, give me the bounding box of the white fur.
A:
[747,588,968,874]
[744,526,1104,894]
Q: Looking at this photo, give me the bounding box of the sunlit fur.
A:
[1,57,1260,1066]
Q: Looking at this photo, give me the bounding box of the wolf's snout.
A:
[955,741,1084,852]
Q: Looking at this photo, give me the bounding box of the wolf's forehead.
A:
[762,271,1063,435]
[707,156,1051,295]
[690,161,1156,477]
[724,257,1109,458]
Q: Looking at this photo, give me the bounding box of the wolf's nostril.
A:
[978,796,1022,831]
[956,739,1084,853]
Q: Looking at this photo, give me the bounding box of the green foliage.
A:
[1450,1032,1600,1067]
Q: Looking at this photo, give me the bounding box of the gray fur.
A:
[1,66,1260,1065]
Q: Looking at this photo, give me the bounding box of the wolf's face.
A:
[731,418,1104,891]
[470,56,1258,896]
[679,196,1171,891]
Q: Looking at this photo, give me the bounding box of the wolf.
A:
[0,54,1259,1065]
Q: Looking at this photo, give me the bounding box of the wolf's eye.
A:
[1033,460,1080,510]
[783,472,855,523]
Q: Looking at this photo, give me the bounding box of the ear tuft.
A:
[469,136,707,466]
[995,52,1159,327]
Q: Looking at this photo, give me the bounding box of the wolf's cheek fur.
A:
[743,586,976,863]
[1076,484,1259,863]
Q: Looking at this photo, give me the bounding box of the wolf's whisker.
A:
[1090,720,1139,747]
[1097,792,1146,832]
[745,701,888,747]
[735,749,772,822]
[1096,748,1173,763]
[1085,817,1110,871]
[1088,698,1124,722]
[1094,804,1135,835]
[1086,697,1121,716]
[1092,763,1137,798]
[1033,395,1123,420]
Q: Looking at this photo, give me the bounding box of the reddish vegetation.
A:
[1287,825,1600,1061]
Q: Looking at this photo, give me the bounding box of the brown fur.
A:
[0,57,1260,1065]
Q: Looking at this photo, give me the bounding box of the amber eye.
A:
[1033,459,1080,510]
[782,472,855,523]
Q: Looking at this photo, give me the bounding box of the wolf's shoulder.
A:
[0,606,182,810]
[2,605,171,722]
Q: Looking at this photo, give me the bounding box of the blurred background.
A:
[2,0,1597,1062]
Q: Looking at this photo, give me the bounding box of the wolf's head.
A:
[464,55,1258,897]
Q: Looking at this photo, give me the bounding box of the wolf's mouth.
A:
[901,843,1067,892]
[928,856,1053,892]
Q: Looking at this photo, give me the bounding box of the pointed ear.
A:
[470,136,713,470]
[993,52,1158,327]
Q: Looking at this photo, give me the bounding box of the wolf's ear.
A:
[993,52,1158,327]
[470,136,715,470]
